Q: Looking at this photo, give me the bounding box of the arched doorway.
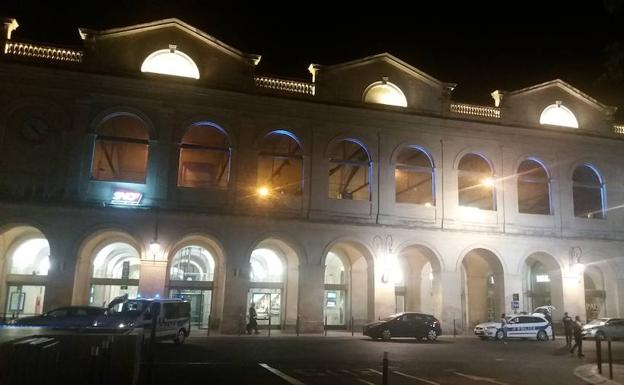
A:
[461,248,505,327]
[584,266,606,321]
[0,226,50,320]
[90,242,140,307]
[397,245,442,316]
[168,245,216,329]
[521,252,563,320]
[248,239,299,330]
[323,252,348,328]
[324,242,374,328]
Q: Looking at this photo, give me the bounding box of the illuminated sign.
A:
[536,274,550,283]
[111,189,143,205]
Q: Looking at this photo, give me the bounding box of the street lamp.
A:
[257,185,270,198]
[373,234,394,284]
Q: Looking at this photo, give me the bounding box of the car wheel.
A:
[495,330,505,340]
[595,331,606,340]
[426,329,438,342]
[536,330,548,341]
[174,329,186,345]
[381,329,391,340]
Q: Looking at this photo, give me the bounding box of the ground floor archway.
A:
[461,248,505,328]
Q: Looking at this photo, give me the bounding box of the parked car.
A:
[8,306,105,328]
[474,314,552,341]
[582,318,624,340]
[96,295,191,344]
[363,312,441,341]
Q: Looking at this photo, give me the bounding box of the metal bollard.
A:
[382,351,389,385]
[351,316,354,337]
[324,315,328,336]
[453,319,457,337]
[268,315,271,337]
[596,338,602,374]
[296,315,300,336]
[608,338,613,380]
[206,315,211,336]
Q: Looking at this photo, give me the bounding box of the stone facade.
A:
[0,17,623,333]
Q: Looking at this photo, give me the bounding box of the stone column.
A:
[562,271,586,321]
[439,270,463,332]
[297,264,324,333]
[43,237,78,311]
[220,262,250,334]
[504,273,523,316]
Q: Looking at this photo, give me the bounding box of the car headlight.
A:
[118,322,134,328]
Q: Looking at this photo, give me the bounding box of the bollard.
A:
[453,319,457,337]
[268,315,271,337]
[296,315,300,336]
[596,338,602,374]
[608,338,613,380]
[206,315,211,337]
[351,316,354,337]
[324,315,328,336]
[382,351,388,385]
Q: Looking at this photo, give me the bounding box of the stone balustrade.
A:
[4,41,83,63]
[450,103,501,119]
[255,76,315,95]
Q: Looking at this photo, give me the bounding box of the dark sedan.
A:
[9,306,105,328]
[363,312,441,341]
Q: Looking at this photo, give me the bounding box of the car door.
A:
[609,319,624,338]
[519,316,540,338]
[505,316,521,338]
[45,308,70,327]
[390,315,408,337]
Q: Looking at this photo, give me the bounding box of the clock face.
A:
[21,117,50,143]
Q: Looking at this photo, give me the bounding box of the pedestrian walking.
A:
[247,303,260,335]
[545,311,555,340]
[500,313,507,344]
[570,316,584,358]
[562,312,573,348]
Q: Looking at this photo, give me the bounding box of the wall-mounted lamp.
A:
[150,208,161,260]
[373,234,394,284]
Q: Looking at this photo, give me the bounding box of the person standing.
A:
[545,311,555,341]
[562,312,573,348]
[500,313,508,344]
[570,316,584,358]
[247,303,260,335]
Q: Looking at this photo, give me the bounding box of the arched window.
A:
[257,131,303,196]
[91,115,149,183]
[324,252,347,326]
[458,154,495,210]
[8,238,50,276]
[328,140,371,201]
[250,248,284,283]
[141,47,200,79]
[572,165,604,219]
[517,159,551,215]
[324,252,346,285]
[539,103,579,128]
[395,147,434,205]
[178,123,230,188]
[170,246,215,282]
[363,81,407,107]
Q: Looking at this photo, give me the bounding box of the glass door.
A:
[6,285,45,320]
[170,288,212,329]
[248,288,281,329]
[324,289,346,326]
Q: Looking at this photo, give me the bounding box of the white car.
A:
[474,314,552,341]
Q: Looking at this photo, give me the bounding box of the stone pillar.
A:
[44,238,78,311]
[138,259,167,298]
[504,273,523,316]
[374,277,395,322]
[562,271,586,322]
[439,270,463,332]
[297,264,324,333]
[220,262,250,334]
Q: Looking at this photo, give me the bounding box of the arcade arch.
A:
[396,245,442,316]
[521,252,563,320]
[584,266,606,320]
[460,248,505,327]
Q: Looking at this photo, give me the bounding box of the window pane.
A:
[458,154,491,174]
[170,246,215,282]
[92,140,148,183]
[518,181,550,214]
[257,155,302,196]
[458,173,494,210]
[260,132,301,156]
[328,163,369,201]
[397,148,431,168]
[99,116,149,140]
[395,169,433,205]
[183,125,229,148]
[573,165,601,185]
[573,186,603,218]
[9,238,50,276]
[178,148,229,188]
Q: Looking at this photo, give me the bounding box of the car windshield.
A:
[587,318,609,326]
[110,300,149,316]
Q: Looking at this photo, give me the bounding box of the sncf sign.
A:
[111,189,143,206]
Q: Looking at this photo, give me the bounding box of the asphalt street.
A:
[141,335,624,385]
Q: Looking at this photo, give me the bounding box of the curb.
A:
[574,364,622,385]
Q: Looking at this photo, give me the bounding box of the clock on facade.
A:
[20,117,50,143]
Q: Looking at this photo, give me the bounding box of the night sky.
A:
[4,1,624,118]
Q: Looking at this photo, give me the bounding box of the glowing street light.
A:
[257,185,270,198]
[481,177,495,188]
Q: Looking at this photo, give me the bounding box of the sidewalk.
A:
[575,363,624,385]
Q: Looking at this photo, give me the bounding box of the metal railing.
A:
[254,75,315,95]
[4,40,84,63]
[450,102,501,119]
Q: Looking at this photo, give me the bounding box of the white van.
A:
[98,295,191,344]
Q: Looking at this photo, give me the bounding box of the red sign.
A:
[111,189,143,205]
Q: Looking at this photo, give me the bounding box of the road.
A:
[142,335,624,385]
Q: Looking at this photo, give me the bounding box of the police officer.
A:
[570,316,584,358]
[247,303,260,335]
[562,312,573,348]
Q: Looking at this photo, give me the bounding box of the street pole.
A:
[382,351,388,385]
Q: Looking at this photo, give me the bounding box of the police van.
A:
[98,295,191,344]
[474,313,552,341]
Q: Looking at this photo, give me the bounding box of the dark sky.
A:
[4,1,624,116]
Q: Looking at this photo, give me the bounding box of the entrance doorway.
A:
[461,248,505,328]
[89,242,140,307]
[170,288,212,328]
[5,284,45,319]
[324,252,347,327]
[248,288,281,328]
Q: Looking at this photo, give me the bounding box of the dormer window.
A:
[141,46,200,79]
[363,79,407,107]
[539,102,578,128]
